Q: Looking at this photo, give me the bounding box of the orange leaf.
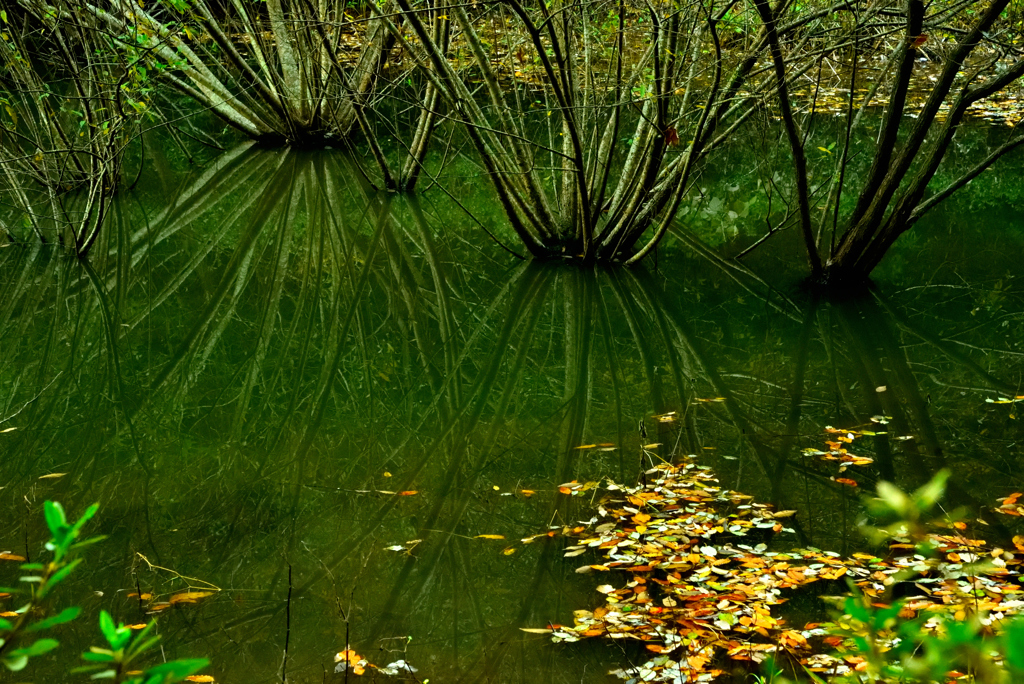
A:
[520,489,535,497]
[185,677,215,683]
[399,491,418,496]
[168,591,215,605]
[835,478,858,487]
[0,552,26,562]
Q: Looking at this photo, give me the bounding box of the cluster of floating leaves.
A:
[334,649,419,677]
[529,453,1024,683]
[801,416,903,488]
[125,589,217,615]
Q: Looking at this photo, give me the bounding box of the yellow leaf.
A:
[475,534,505,540]
[817,146,832,154]
[185,677,215,683]
[502,547,517,555]
[38,473,67,479]
[519,628,553,634]
[520,489,535,497]
[169,591,215,605]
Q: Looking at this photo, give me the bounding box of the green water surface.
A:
[1,135,1023,683]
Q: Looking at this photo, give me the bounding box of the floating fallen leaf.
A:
[334,650,367,676]
[0,552,26,561]
[0,427,16,433]
[185,677,215,683]
[378,660,417,675]
[168,591,215,605]
[127,623,149,630]
[501,546,517,555]
[520,489,535,497]
[835,478,859,487]
[519,628,553,634]
[575,444,597,450]
[475,534,505,540]
[398,491,418,496]
[0,611,17,617]
[38,473,67,480]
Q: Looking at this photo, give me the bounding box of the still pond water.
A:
[2,137,1024,683]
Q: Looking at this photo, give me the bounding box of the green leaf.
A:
[2,653,29,671]
[1004,619,1024,671]
[71,535,108,552]
[44,501,68,539]
[875,481,910,516]
[99,610,117,645]
[11,637,59,657]
[82,648,115,662]
[87,668,117,679]
[38,558,83,598]
[914,469,950,511]
[26,606,81,632]
[70,503,100,537]
[143,657,209,680]
[127,634,161,659]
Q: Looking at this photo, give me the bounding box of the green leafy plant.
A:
[74,611,208,684]
[0,501,102,671]
[810,472,1024,683]
[0,502,209,682]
